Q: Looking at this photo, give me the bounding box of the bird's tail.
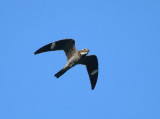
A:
[54,67,69,78]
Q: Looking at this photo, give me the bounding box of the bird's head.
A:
[80,49,89,56]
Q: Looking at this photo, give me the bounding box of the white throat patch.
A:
[81,52,87,55]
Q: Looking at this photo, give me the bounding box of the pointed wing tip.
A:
[91,85,96,90]
[34,51,39,55]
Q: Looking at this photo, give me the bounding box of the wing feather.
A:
[81,55,98,90]
[34,39,78,60]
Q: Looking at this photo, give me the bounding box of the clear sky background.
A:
[0,0,160,119]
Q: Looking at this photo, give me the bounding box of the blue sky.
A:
[0,0,160,119]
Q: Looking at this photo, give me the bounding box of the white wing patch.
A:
[51,42,56,50]
[91,69,98,75]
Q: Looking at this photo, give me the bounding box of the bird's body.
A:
[34,39,98,90]
[55,51,82,78]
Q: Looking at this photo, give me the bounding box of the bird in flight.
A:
[34,39,98,90]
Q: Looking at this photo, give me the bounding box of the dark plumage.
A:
[34,39,98,90]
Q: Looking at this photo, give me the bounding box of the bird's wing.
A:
[80,55,98,90]
[34,39,78,60]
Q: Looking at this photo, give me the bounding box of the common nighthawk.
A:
[34,39,98,90]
